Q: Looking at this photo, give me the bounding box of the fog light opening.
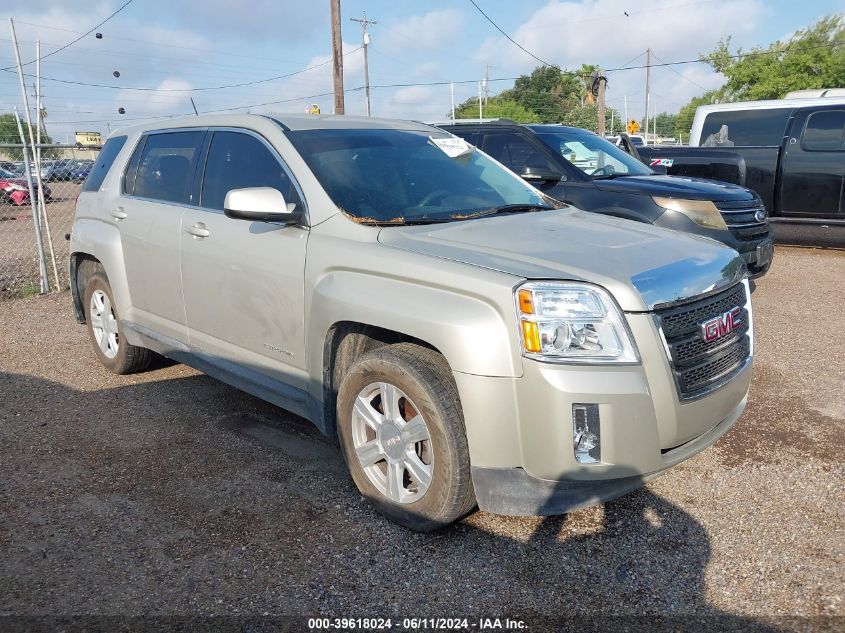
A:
[573,403,601,464]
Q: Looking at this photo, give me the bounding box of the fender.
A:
[70,217,133,325]
[306,269,524,396]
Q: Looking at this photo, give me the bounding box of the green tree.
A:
[652,112,679,138]
[674,90,722,140]
[497,65,581,122]
[577,63,600,105]
[559,104,620,134]
[703,15,845,100]
[454,98,541,123]
[0,113,54,161]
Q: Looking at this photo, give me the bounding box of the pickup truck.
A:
[637,99,845,231]
[70,114,755,531]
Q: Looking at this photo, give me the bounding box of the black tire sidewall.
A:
[337,347,472,531]
[83,273,132,373]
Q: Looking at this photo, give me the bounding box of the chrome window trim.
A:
[195,126,310,225]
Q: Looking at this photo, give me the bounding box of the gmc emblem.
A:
[701,306,742,343]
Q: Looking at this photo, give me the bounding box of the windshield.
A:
[286,128,556,223]
[536,130,652,178]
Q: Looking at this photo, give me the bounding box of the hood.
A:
[593,175,754,201]
[377,208,746,312]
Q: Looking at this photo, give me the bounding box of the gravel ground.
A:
[0,245,842,630]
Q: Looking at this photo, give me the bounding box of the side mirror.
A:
[520,166,563,183]
[223,187,298,224]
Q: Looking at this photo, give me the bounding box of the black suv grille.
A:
[655,284,751,398]
[715,199,770,242]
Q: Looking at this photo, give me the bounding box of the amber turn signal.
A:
[518,289,534,314]
[521,320,541,353]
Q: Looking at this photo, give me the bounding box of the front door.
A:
[779,107,845,218]
[180,129,310,393]
[117,129,205,344]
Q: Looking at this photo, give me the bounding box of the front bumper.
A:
[471,395,745,516]
[454,309,753,516]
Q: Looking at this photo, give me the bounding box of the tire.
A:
[83,272,152,374]
[337,343,476,531]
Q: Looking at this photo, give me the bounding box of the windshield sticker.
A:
[649,158,674,167]
[430,136,474,158]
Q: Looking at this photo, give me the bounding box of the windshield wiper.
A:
[449,204,552,220]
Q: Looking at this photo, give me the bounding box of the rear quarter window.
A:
[82,135,127,192]
[801,110,845,151]
[700,108,792,147]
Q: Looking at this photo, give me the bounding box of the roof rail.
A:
[427,118,519,126]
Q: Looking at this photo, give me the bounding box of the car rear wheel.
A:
[83,273,152,374]
[337,343,476,531]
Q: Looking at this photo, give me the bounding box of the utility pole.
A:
[330,0,344,115]
[483,63,489,105]
[596,74,607,137]
[450,82,455,122]
[644,47,651,144]
[350,12,376,116]
[478,82,483,121]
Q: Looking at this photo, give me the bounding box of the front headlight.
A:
[515,282,639,364]
[653,196,727,230]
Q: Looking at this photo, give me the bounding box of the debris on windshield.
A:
[429,136,473,158]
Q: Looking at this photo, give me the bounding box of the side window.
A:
[133,131,204,204]
[448,130,479,146]
[482,132,557,174]
[83,135,127,192]
[201,131,302,211]
[700,108,792,147]
[802,110,845,151]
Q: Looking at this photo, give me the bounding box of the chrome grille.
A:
[715,200,769,242]
[655,284,751,398]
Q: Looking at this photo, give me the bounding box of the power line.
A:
[467,0,556,67]
[651,51,710,92]
[0,46,363,92]
[2,0,136,71]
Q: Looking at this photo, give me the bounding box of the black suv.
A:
[438,121,773,278]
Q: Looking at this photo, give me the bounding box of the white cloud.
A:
[473,0,764,113]
[391,86,434,106]
[383,9,466,52]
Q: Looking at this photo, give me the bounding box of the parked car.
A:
[439,120,772,277]
[70,114,755,530]
[31,158,76,182]
[0,167,51,206]
[637,97,845,226]
[70,160,94,183]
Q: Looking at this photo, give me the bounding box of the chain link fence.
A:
[0,144,99,300]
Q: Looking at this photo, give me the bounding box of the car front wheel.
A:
[337,343,476,531]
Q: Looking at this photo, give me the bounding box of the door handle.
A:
[110,207,127,220]
[185,223,210,238]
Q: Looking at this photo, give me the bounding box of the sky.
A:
[0,0,843,142]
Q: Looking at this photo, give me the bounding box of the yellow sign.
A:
[627,120,640,134]
[75,131,104,145]
[309,104,321,115]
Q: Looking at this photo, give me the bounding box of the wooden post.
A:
[330,0,345,115]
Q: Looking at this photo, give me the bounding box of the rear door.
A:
[180,128,310,392]
[118,129,205,343]
[778,107,845,218]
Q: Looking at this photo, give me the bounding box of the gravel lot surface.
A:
[0,245,842,630]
